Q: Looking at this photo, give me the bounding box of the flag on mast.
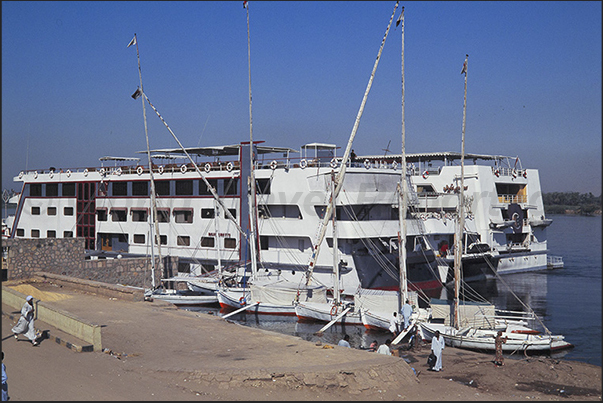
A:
[127,35,137,48]
[396,6,404,27]
[131,87,142,100]
[243,1,248,8]
[461,55,468,75]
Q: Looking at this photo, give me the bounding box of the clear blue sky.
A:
[2,1,601,195]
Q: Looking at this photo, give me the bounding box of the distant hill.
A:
[543,192,602,216]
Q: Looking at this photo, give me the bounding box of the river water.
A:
[185,214,601,367]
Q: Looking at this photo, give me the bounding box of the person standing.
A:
[401,299,413,332]
[1,352,7,401]
[12,295,38,346]
[431,330,445,371]
[388,312,400,337]
[376,339,392,356]
[494,330,508,366]
[338,334,351,348]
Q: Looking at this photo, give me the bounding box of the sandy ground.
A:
[1,279,601,401]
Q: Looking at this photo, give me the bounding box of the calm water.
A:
[185,214,602,367]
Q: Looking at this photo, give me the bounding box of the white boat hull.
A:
[295,302,363,325]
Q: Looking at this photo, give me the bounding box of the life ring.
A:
[66,169,71,177]
[181,164,188,174]
[494,169,500,177]
[467,212,474,220]
[157,165,164,174]
[270,160,278,170]
[99,167,106,176]
[434,212,441,220]
[420,213,427,221]
[300,159,307,169]
[48,170,54,178]
[422,170,429,179]
[84,169,89,177]
[330,304,338,316]
[136,166,143,175]
[522,170,527,178]
[226,162,234,172]
[445,212,453,220]
[204,163,211,173]
[330,158,338,168]
[239,296,247,305]
[33,171,38,179]
[364,159,371,169]
[512,169,517,178]
[19,171,24,179]
[392,161,398,170]
[115,167,122,176]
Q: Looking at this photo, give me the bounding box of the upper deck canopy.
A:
[137,143,298,157]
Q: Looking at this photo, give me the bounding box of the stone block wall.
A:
[3,238,178,289]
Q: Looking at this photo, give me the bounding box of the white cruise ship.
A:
[5,141,555,296]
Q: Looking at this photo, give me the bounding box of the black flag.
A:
[131,88,142,100]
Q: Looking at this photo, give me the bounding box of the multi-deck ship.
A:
[5,141,557,296]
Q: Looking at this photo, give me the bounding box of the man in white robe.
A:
[388,312,400,337]
[431,330,445,371]
[401,299,413,331]
[11,295,38,346]
[376,339,392,356]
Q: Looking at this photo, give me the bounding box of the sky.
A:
[2,1,601,195]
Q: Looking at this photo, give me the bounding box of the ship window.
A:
[112,182,128,196]
[176,180,193,195]
[298,239,305,251]
[131,209,148,222]
[155,180,171,196]
[157,208,170,223]
[31,229,40,238]
[62,183,75,196]
[177,235,190,246]
[201,237,214,247]
[110,208,127,222]
[228,209,237,219]
[224,178,238,195]
[260,236,269,250]
[64,207,74,216]
[256,178,271,194]
[133,234,145,244]
[30,184,42,197]
[174,209,193,223]
[199,179,218,196]
[63,231,73,238]
[178,262,191,273]
[17,229,25,237]
[132,181,148,196]
[46,183,58,197]
[201,208,215,219]
[47,230,56,238]
[159,235,167,245]
[224,238,236,249]
[47,207,57,216]
[31,206,40,215]
[96,208,107,221]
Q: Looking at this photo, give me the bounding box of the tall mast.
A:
[306,1,399,285]
[454,54,468,329]
[331,170,340,306]
[245,1,258,280]
[129,33,162,290]
[397,6,408,312]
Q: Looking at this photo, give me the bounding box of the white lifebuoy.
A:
[270,160,278,170]
[136,166,143,175]
[158,165,164,174]
[49,170,54,178]
[522,170,527,178]
[226,162,234,172]
[66,169,71,177]
[420,213,427,221]
[19,171,24,179]
[422,170,429,179]
[180,164,188,174]
[445,212,453,220]
[392,161,398,170]
[115,167,122,176]
[494,169,500,177]
[99,167,106,176]
[434,212,441,220]
[512,169,517,178]
[204,163,211,173]
[84,169,89,177]
[330,158,338,169]
[33,171,38,179]
[300,159,307,169]
[364,159,371,169]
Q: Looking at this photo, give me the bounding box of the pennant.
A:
[460,60,467,75]
[127,35,137,48]
[243,1,248,8]
[131,87,142,100]
[396,7,404,27]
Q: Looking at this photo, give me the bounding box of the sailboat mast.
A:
[245,1,258,280]
[306,1,399,285]
[454,54,469,329]
[398,6,408,312]
[331,171,340,306]
[130,33,163,290]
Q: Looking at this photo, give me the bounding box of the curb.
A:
[2,310,94,353]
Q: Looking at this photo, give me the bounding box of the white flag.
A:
[127,35,137,48]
